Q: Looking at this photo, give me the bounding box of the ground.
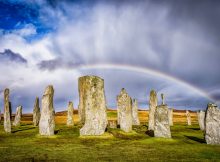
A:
[0,110,219,162]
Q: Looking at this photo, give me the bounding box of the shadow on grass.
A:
[188,128,200,131]
[184,135,205,143]
[145,130,154,137]
[54,130,59,135]
[12,127,35,133]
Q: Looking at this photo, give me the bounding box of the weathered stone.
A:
[67,101,74,126]
[148,90,157,131]
[132,99,140,125]
[108,120,117,128]
[79,76,108,136]
[13,106,22,126]
[205,103,220,145]
[154,104,171,138]
[33,97,40,126]
[78,77,86,125]
[117,88,132,132]
[0,110,1,122]
[161,93,165,105]
[39,85,55,136]
[186,110,191,126]
[168,108,173,126]
[4,88,11,133]
[197,110,205,131]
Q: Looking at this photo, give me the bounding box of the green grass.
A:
[0,123,220,162]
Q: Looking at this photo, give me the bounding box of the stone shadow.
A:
[12,127,35,133]
[145,130,154,137]
[184,135,206,143]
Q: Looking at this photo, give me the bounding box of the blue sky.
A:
[0,0,220,112]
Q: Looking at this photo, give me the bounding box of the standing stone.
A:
[67,101,74,126]
[4,88,11,133]
[148,90,158,131]
[154,104,171,138]
[0,110,1,122]
[39,85,55,136]
[132,99,140,125]
[168,108,173,126]
[205,103,220,145]
[33,97,40,126]
[161,93,165,105]
[117,88,132,132]
[78,77,86,125]
[13,106,22,126]
[186,110,191,126]
[79,76,108,136]
[197,110,205,131]
[108,120,117,128]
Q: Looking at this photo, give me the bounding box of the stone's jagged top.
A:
[44,85,54,95]
[79,75,104,81]
[4,88,9,96]
[208,103,218,107]
[148,89,158,131]
[205,104,220,145]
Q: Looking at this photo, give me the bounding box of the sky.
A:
[0,0,220,113]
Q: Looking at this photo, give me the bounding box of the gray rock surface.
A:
[79,76,108,136]
[117,88,132,132]
[161,93,165,105]
[154,104,171,138]
[205,103,220,145]
[67,101,74,126]
[33,97,40,126]
[148,90,157,130]
[78,77,86,125]
[39,85,55,136]
[197,110,205,131]
[186,110,191,126]
[132,99,140,125]
[13,106,22,126]
[4,88,11,133]
[168,108,173,126]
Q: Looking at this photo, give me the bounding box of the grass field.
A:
[0,110,219,162]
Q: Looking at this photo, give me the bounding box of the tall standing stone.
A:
[79,76,108,136]
[13,106,22,126]
[148,90,157,131]
[78,77,86,125]
[33,97,40,126]
[168,108,173,126]
[132,99,140,125]
[117,88,132,132]
[67,101,74,126]
[186,110,191,126]
[0,110,1,122]
[205,103,220,145]
[154,104,171,138]
[39,85,55,136]
[4,88,11,133]
[197,110,205,131]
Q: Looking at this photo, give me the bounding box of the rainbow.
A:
[74,63,215,102]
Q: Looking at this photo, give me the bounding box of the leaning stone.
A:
[67,101,74,126]
[205,103,220,145]
[39,85,55,136]
[148,90,157,131]
[108,120,117,128]
[132,99,140,125]
[186,110,191,126]
[168,108,173,126]
[4,88,11,133]
[79,76,108,136]
[154,104,171,138]
[117,88,132,132]
[197,110,205,131]
[33,97,40,126]
[13,106,22,126]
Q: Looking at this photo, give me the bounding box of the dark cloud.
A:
[0,49,27,64]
